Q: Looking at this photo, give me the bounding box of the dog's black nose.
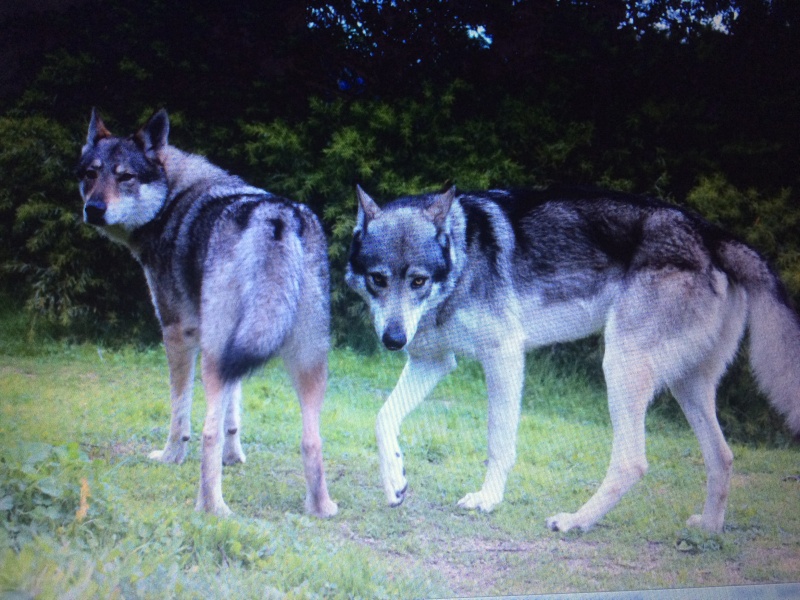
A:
[382,324,407,351]
[84,201,106,225]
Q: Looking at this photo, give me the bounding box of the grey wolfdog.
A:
[77,109,337,518]
[346,184,800,533]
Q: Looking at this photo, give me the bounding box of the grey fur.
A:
[346,185,800,533]
[78,109,337,518]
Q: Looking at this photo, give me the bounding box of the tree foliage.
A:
[1,0,798,357]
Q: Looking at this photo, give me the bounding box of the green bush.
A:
[686,173,800,299]
[0,442,123,552]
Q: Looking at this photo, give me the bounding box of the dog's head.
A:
[346,186,458,351]
[76,109,170,240]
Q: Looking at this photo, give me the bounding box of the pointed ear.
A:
[136,109,170,159]
[425,186,456,227]
[355,185,381,231]
[86,107,112,145]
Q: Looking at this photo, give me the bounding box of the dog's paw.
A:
[223,430,246,465]
[380,453,408,507]
[222,450,246,465]
[457,491,499,513]
[686,513,723,533]
[686,514,703,529]
[196,498,233,517]
[222,442,246,466]
[307,496,339,518]
[383,476,408,507]
[149,443,187,464]
[546,512,589,532]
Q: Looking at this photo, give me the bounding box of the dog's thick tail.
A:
[722,241,800,433]
[203,202,307,383]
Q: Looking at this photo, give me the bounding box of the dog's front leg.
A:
[149,323,199,464]
[196,352,233,516]
[458,341,525,513]
[377,353,456,506]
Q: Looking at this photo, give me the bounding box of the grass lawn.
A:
[1,316,799,598]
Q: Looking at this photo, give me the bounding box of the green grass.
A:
[1,322,799,598]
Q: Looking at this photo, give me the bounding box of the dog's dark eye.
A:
[83,169,98,180]
[410,276,427,289]
[117,173,135,183]
[369,273,387,288]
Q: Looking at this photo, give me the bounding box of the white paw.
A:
[546,512,590,532]
[686,513,723,533]
[457,490,500,513]
[196,498,232,517]
[386,475,408,507]
[380,452,408,507]
[686,514,703,528]
[149,442,187,464]
[307,496,339,518]
[222,442,246,466]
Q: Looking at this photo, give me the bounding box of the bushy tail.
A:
[718,238,800,433]
[204,204,305,382]
[219,249,303,382]
[747,288,800,433]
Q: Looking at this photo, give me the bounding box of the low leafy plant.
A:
[0,442,123,551]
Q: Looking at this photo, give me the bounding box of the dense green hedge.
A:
[2,1,799,442]
[3,91,798,348]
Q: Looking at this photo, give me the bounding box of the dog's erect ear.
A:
[355,185,381,231]
[136,109,170,160]
[86,108,112,146]
[425,186,456,228]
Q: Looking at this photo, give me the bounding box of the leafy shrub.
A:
[0,442,122,551]
[686,173,800,299]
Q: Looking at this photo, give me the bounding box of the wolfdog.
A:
[346,184,800,532]
[77,109,337,518]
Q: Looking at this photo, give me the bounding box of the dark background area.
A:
[1,0,798,441]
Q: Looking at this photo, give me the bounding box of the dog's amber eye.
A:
[410,276,427,289]
[370,273,387,288]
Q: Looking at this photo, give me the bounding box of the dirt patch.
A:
[738,545,800,582]
[82,439,145,461]
[430,538,552,595]
[0,365,36,378]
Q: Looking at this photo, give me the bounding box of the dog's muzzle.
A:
[381,321,407,351]
[84,200,107,225]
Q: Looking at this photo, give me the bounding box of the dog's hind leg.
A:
[547,341,654,532]
[150,323,199,464]
[222,381,246,465]
[670,373,733,533]
[286,357,338,518]
[196,352,233,516]
[377,353,457,507]
[670,283,745,533]
[458,342,525,512]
